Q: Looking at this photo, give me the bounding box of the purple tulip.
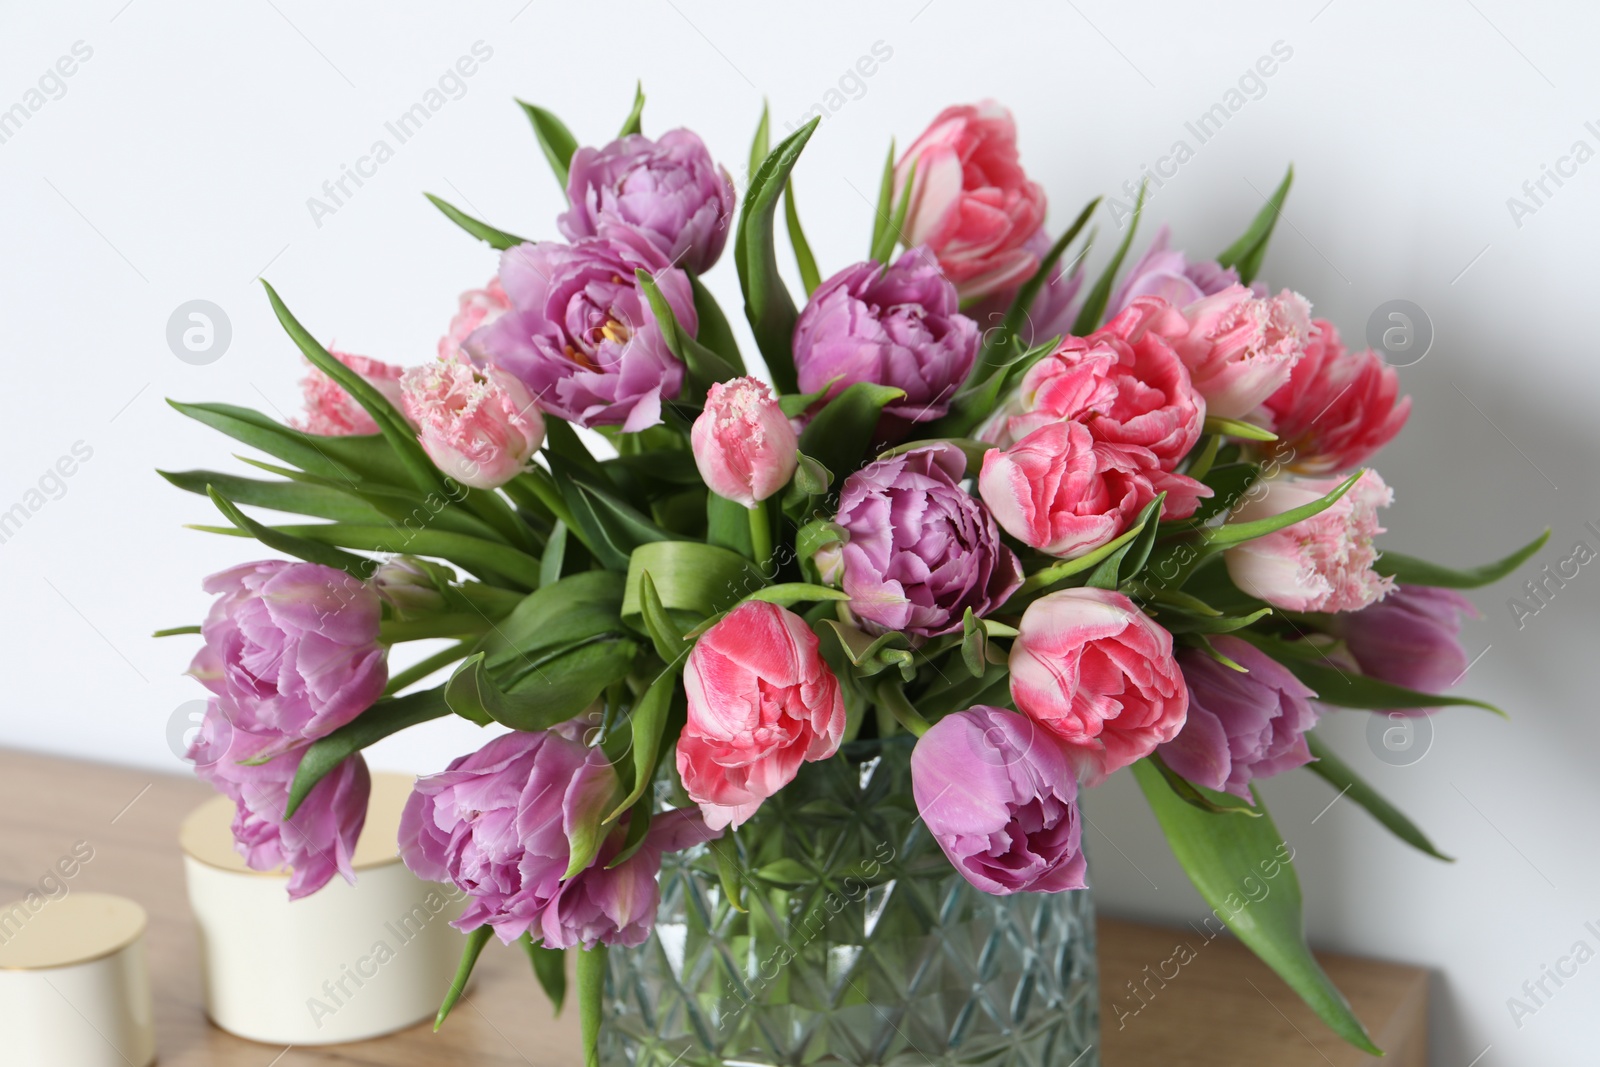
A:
[1107,225,1245,318]
[559,129,736,275]
[911,705,1088,895]
[538,807,717,950]
[188,702,370,900]
[1326,585,1477,710]
[468,229,694,432]
[968,229,1085,348]
[1159,636,1321,799]
[188,561,387,748]
[832,444,1021,638]
[793,249,980,434]
[399,730,617,943]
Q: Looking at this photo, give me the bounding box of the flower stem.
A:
[384,639,474,696]
[874,681,932,737]
[748,502,774,575]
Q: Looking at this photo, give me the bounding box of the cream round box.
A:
[181,772,464,1044]
[0,892,156,1067]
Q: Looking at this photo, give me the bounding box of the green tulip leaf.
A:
[618,81,645,137]
[1304,731,1453,862]
[1375,529,1550,589]
[286,687,451,818]
[622,540,766,623]
[735,117,818,393]
[1072,181,1146,335]
[798,381,906,480]
[434,926,493,1031]
[423,193,528,250]
[784,180,822,296]
[519,100,579,190]
[1131,760,1381,1054]
[1204,415,1278,442]
[1218,165,1293,284]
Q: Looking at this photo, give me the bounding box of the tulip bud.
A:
[372,556,450,619]
[400,357,545,490]
[689,377,799,508]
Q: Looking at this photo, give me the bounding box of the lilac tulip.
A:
[911,706,1088,895]
[467,229,694,432]
[538,808,718,950]
[832,444,1021,638]
[793,250,979,434]
[188,561,387,747]
[1107,225,1245,319]
[1159,636,1321,799]
[1326,585,1477,713]
[399,730,617,943]
[188,701,370,900]
[559,129,736,275]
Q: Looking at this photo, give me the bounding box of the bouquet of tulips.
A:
[162,87,1545,1058]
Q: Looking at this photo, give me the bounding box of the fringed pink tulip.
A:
[1172,285,1313,419]
[294,350,407,436]
[1224,470,1396,613]
[439,278,512,362]
[690,377,798,508]
[401,357,545,490]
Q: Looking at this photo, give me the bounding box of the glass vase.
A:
[600,737,1099,1066]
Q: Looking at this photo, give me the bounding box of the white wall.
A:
[2,1,1596,1061]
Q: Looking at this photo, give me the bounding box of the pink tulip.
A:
[187,702,370,900]
[689,377,798,508]
[677,601,846,830]
[1009,587,1188,785]
[538,807,718,949]
[1224,470,1396,613]
[400,357,545,490]
[984,296,1205,471]
[978,421,1209,559]
[1258,319,1411,474]
[439,278,511,362]
[893,101,1047,299]
[1172,285,1313,419]
[294,350,407,437]
[911,706,1088,895]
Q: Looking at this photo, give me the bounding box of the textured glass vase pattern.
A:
[600,738,1099,1066]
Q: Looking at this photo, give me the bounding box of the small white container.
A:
[181,772,465,1044]
[0,892,156,1067]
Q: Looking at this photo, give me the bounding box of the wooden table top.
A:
[0,748,1426,1066]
